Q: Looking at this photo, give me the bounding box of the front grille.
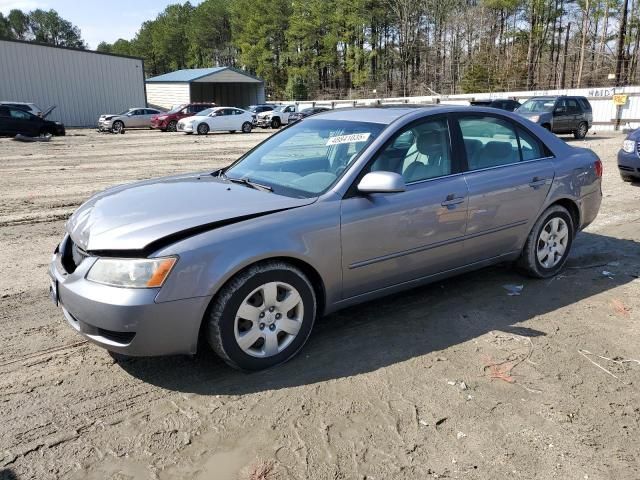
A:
[61,237,88,273]
[636,141,640,155]
[96,328,135,344]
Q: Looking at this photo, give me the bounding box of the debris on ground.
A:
[610,298,632,317]
[503,284,524,296]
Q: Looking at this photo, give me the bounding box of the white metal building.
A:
[146,68,265,110]
[0,39,146,127]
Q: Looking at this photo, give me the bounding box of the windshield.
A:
[517,99,555,113]
[274,105,290,113]
[167,104,186,114]
[224,119,384,198]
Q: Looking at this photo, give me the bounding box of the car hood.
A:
[517,111,551,119]
[66,173,316,253]
[257,111,276,118]
[179,115,206,123]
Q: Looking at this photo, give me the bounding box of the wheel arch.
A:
[196,255,327,350]
[549,197,580,233]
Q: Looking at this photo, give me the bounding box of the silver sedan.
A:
[98,108,163,133]
[50,106,602,370]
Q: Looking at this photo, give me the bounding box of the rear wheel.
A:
[111,121,124,134]
[206,261,316,371]
[167,120,178,132]
[573,122,588,139]
[197,123,209,135]
[242,122,252,133]
[517,205,574,278]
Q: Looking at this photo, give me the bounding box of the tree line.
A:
[0,8,85,48]
[2,2,639,100]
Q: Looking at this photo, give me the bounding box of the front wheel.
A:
[111,121,124,134]
[206,261,317,371]
[517,205,574,278]
[197,123,209,135]
[241,122,252,133]
[271,117,282,129]
[573,122,588,139]
[167,120,178,132]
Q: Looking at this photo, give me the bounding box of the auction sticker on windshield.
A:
[326,132,371,146]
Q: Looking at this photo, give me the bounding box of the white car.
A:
[98,108,163,133]
[256,104,297,128]
[177,107,254,135]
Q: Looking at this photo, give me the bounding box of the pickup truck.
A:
[256,104,297,129]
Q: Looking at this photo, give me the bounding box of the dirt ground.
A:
[0,128,639,480]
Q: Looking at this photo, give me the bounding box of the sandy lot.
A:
[0,129,639,480]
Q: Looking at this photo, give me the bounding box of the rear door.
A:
[0,107,15,135]
[565,98,582,130]
[455,114,555,264]
[8,108,39,136]
[552,99,572,132]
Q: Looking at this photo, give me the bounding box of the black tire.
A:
[205,261,317,371]
[111,121,124,134]
[242,122,252,133]
[517,205,574,278]
[271,117,282,129]
[167,120,178,132]
[573,122,588,139]
[197,123,209,135]
[621,174,635,182]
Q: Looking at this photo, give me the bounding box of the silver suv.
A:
[516,96,593,139]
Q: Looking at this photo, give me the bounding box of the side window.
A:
[517,128,545,161]
[10,109,31,120]
[566,99,580,114]
[369,118,452,183]
[285,106,294,113]
[0,107,10,118]
[459,116,520,170]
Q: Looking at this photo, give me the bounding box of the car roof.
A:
[312,105,446,124]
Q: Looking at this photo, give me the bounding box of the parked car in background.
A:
[0,101,47,117]
[256,104,297,128]
[177,107,254,135]
[288,106,331,123]
[0,105,65,137]
[151,103,215,132]
[50,106,602,370]
[98,108,163,133]
[618,129,640,182]
[516,96,592,139]
[247,104,275,115]
[470,99,521,111]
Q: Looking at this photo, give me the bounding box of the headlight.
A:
[529,115,540,122]
[86,257,177,288]
[264,115,271,120]
[622,139,636,153]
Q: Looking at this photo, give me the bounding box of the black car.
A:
[0,105,65,137]
[288,106,332,123]
[470,99,521,111]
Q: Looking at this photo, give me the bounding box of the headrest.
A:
[416,130,442,155]
[482,141,513,158]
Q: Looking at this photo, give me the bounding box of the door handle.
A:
[441,194,465,208]
[529,177,548,189]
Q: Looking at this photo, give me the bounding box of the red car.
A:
[150,103,215,132]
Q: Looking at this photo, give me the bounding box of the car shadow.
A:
[563,135,615,143]
[0,468,19,480]
[117,232,640,395]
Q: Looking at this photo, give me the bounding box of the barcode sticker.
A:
[326,132,371,146]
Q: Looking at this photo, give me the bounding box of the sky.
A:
[0,0,202,49]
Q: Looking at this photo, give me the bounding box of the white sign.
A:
[326,132,371,146]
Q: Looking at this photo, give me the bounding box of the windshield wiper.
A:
[218,171,273,192]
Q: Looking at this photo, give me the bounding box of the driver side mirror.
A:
[127,112,133,116]
[357,172,405,194]
[209,112,218,117]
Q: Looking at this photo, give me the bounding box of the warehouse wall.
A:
[146,83,190,110]
[0,40,146,127]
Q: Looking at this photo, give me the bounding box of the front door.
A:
[552,99,573,132]
[455,114,555,264]
[341,116,469,298]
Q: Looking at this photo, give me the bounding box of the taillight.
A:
[594,159,603,178]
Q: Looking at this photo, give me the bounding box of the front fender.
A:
[153,199,342,311]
